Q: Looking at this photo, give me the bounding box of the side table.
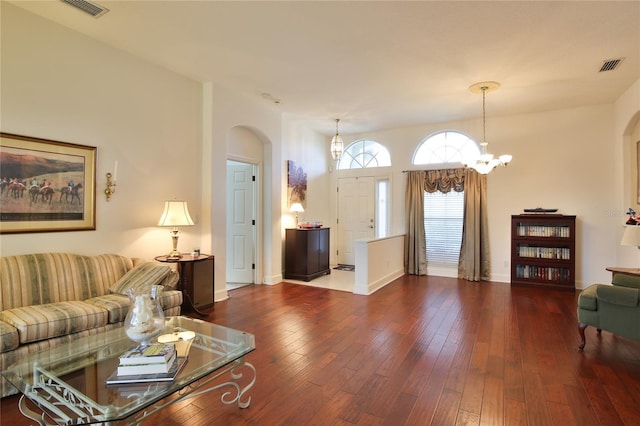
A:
[155,254,214,317]
[605,267,640,280]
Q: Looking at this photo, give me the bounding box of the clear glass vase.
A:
[124,285,165,346]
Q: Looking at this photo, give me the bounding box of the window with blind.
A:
[414,131,478,268]
[424,190,464,266]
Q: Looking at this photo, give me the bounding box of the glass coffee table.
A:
[1,316,256,425]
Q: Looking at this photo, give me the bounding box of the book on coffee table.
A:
[119,343,176,365]
[106,357,187,385]
[117,352,177,376]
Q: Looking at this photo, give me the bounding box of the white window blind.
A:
[424,191,464,266]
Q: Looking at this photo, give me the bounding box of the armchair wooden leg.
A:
[578,323,588,350]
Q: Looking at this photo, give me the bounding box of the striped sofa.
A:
[0,253,183,397]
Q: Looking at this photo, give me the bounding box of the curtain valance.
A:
[407,168,466,193]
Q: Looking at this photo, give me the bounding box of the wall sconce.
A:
[104,161,118,201]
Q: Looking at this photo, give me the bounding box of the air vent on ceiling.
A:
[61,0,109,18]
[599,58,625,72]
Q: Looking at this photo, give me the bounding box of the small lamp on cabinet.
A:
[290,202,304,227]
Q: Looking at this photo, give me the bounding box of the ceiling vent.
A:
[61,0,109,18]
[599,58,625,73]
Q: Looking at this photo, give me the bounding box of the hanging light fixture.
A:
[330,118,344,160]
[463,81,512,174]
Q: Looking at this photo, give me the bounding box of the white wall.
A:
[341,103,621,288]
[0,4,202,261]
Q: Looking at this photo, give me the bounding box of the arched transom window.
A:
[413,131,479,165]
[337,140,391,170]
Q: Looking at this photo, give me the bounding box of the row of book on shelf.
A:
[516,225,570,238]
[106,343,186,385]
[515,265,571,281]
[517,246,571,260]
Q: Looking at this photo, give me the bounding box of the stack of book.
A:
[107,343,186,385]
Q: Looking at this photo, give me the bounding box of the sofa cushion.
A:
[0,321,19,353]
[578,285,599,311]
[0,253,133,311]
[109,262,172,295]
[612,273,640,289]
[0,301,108,344]
[84,294,131,324]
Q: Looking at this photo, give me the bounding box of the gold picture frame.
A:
[0,133,96,234]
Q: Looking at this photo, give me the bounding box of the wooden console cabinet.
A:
[284,228,330,281]
[511,214,576,291]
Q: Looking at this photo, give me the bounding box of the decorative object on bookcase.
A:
[124,285,165,346]
[523,208,558,213]
[511,214,576,291]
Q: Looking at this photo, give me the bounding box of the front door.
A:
[337,176,375,265]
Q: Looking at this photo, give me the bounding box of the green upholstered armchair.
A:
[577,273,640,350]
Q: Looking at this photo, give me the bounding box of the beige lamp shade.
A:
[289,203,305,214]
[621,225,640,248]
[158,201,194,227]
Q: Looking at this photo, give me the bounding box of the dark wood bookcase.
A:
[510,214,576,291]
[284,228,331,281]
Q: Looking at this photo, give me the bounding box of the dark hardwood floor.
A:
[2,276,640,425]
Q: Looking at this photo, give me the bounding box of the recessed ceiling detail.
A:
[61,0,109,18]
[599,58,625,72]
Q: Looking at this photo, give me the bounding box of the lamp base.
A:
[166,250,182,260]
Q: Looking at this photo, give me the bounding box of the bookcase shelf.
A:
[511,214,576,291]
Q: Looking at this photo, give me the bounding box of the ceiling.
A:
[9,0,640,136]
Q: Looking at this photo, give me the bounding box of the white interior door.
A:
[226,162,255,283]
[337,177,375,265]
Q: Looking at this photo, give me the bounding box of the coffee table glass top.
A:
[1,316,255,424]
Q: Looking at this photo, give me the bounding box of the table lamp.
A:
[621,225,640,249]
[290,202,304,227]
[158,201,194,259]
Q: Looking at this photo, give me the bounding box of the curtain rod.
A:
[402,167,465,173]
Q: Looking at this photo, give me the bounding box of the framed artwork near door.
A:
[287,160,307,208]
[0,133,96,234]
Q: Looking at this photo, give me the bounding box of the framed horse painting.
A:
[0,133,96,233]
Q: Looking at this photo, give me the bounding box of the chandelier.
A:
[330,118,344,160]
[463,81,512,174]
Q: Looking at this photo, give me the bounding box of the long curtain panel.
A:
[458,169,491,281]
[404,168,489,281]
[404,171,427,275]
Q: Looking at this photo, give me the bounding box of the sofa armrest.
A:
[596,285,640,307]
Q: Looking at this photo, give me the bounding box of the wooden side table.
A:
[155,254,214,317]
[605,267,640,279]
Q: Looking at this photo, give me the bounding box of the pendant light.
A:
[463,81,512,174]
[330,118,344,160]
